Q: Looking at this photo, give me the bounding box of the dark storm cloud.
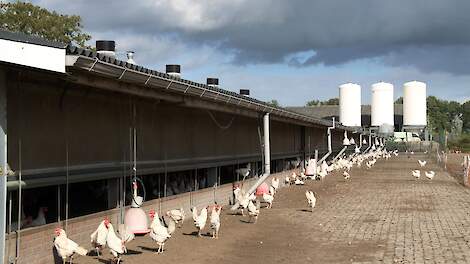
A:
[35,0,470,74]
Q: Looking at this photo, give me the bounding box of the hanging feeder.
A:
[255,182,270,196]
[305,158,316,176]
[343,131,350,146]
[124,181,149,235]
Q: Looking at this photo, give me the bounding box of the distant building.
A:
[287,105,404,131]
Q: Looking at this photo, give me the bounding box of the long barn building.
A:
[0,31,375,263]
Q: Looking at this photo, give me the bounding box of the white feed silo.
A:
[339,83,361,127]
[371,82,394,127]
[403,81,427,127]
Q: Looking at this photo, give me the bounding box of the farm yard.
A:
[70,154,470,264]
[0,9,469,263]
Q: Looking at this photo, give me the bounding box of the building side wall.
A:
[4,169,297,264]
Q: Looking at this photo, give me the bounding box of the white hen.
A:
[23,207,48,228]
[418,160,427,167]
[247,200,260,223]
[106,223,126,264]
[425,171,435,180]
[118,223,135,250]
[318,169,327,180]
[262,189,274,209]
[162,216,177,235]
[343,171,350,180]
[90,218,109,256]
[305,191,317,212]
[166,208,185,227]
[54,228,88,264]
[294,178,305,185]
[191,206,208,237]
[238,191,255,216]
[412,170,421,179]
[149,210,171,254]
[210,205,222,239]
[271,177,279,192]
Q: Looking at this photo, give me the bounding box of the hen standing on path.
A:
[149,210,172,254]
[166,208,185,228]
[192,206,208,237]
[425,171,435,180]
[412,170,421,179]
[54,228,88,264]
[90,218,109,256]
[247,200,260,223]
[305,191,317,212]
[106,222,126,264]
[210,205,222,239]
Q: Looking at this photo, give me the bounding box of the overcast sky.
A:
[33,0,470,105]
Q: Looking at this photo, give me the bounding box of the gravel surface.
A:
[77,154,470,264]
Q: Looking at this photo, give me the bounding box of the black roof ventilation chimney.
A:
[166,64,181,78]
[96,40,116,58]
[207,78,219,87]
[240,89,250,96]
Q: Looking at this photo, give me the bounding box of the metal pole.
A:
[15,140,21,263]
[194,168,198,205]
[319,117,335,163]
[164,162,167,198]
[332,146,348,162]
[65,140,69,232]
[133,100,137,182]
[7,192,11,262]
[264,113,270,175]
[57,186,60,223]
[0,69,7,263]
[231,112,271,211]
[308,135,311,158]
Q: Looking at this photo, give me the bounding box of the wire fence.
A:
[421,141,470,187]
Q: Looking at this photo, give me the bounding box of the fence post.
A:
[444,153,448,170]
[464,156,470,187]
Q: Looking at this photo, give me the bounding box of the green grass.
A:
[449,133,470,152]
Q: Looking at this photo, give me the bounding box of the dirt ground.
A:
[74,154,470,264]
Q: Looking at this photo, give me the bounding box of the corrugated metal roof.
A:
[287,105,404,118]
[0,30,67,49]
[66,44,354,131]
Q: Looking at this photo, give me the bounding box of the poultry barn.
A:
[0,31,371,263]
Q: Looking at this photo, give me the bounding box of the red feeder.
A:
[256,182,270,196]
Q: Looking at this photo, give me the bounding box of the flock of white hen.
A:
[53,146,436,264]
[412,159,435,180]
[53,203,221,263]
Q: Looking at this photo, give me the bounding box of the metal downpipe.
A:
[231,113,270,211]
[318,117,335,164]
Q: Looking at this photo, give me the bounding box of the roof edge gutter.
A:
[66,54,353,131]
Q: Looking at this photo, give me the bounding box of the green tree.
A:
[427,96,463,134]
[0,1,91,47]
[266,99,280,107]
[463,100,470,132]
[324,98,339,105]
[306,99,321,106]
[395,97,403,104]
[306,98,339,106]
